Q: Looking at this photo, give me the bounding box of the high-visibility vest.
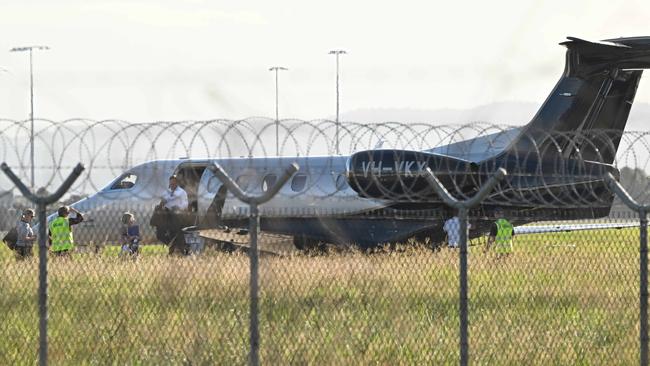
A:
[494,218,513,254]
[49,217,73,252]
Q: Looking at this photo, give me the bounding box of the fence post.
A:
[211,162,299,366]
[605,173,649,366]
[424,167,507,366]
[1,162,85,366]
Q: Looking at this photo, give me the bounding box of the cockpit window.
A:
[110,173,138,190]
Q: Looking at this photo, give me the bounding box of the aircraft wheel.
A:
[203,237,237,253]
[293,235,327,253]
[413,232,444,251]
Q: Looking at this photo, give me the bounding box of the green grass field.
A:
[0,228,642,364]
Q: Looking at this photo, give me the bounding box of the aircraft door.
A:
[197,168,227,227]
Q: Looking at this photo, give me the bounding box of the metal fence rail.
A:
[1,163,84,366]
[606,173,650,365]
[0,120,649,365]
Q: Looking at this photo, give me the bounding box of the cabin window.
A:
[207,176,221,194]
[110,173,137,190]
[335,174,347,190]
[291,174,307,192]
[262,174,278,192]
[236,175,252,191]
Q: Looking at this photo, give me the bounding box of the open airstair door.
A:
[173,161,210,222]
[196,166,228,228]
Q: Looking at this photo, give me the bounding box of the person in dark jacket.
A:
[15,209,37,259]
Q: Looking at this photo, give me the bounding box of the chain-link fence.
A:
[1,119,650,364]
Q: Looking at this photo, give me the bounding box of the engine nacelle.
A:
[346,149,479,201]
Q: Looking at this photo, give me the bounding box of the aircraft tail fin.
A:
[510,36,650,164]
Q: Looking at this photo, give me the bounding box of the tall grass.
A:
[0,228,641,364]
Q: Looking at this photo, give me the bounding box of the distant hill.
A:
[340,101,650,131]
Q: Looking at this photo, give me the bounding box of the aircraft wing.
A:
[514,222,638,235]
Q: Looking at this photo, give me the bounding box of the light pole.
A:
[329,50,346,154]
[269,66,288,156]
[10,45,49,189]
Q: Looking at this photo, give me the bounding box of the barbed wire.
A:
[0,118,649,208]
[2,118,650,365]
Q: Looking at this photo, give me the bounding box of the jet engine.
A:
[346,149,480,201]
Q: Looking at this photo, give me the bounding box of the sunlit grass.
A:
[0,228,642,364]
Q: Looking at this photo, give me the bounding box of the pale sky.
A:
[1,0,650,122]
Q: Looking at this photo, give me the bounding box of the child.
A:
[120,212,141,256]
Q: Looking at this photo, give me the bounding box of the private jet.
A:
[66,36,650,250]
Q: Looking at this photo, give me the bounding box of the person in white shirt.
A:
[162,175,188,211]
[159,175,189,255]
[443,214,471,249]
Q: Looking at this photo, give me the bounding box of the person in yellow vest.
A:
[485,208,514,256]
[48,206,84,256]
